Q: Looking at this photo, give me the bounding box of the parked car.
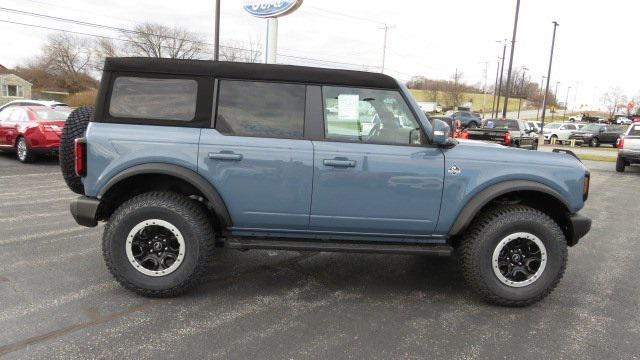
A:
[616,123,640,172]
[61,57,591,306]
[466,118,537,149]
[0,105,72,162]
[616,117,632,125]
[568,114,582,122]
[0,99,67,112]
[568,123,626,147]
[449,111,482,128]
[542,122,578,143]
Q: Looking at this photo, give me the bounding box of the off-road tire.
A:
[102,191,215,297]
[616,156,626,172]
[59,106,93,194]
[458,205,567,307]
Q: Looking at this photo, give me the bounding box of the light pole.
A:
[540,21,559,146]
[552,81,560,121]
[517,66,528,118]
[536,76,546,120]
[502,0,522,118]
[495,40,507,118]
[563,86,572,118]
[213,0,220,61]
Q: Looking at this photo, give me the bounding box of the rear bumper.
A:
[619,149,640,161]
[568,213,591,246]
[70,196,100,227]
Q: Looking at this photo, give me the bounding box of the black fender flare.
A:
[98,163,232,227]
[448,180,570,236]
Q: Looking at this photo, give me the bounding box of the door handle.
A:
[208,152,243,161]
[323,159,356,168]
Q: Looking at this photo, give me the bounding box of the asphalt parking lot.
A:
[1,152,639,359]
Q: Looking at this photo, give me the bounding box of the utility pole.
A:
[517,66,528,118]
[536,76,546,120]
[540,21,559,145]
[213,0,220,61]
[491,58,501,118]
[482,61,488,117]
[495,40,507,118]
[502,0,522,118]
[379,24,394,73]
[552,81,560,121]
[491,40,503,118]
[564,85,572,117]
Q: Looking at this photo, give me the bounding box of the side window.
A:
[0,108,12,122]
[215,80,305,139]
[322,86,424,145]
[566,124,576,130]
[109,77,198,121]
[9,109,27,122]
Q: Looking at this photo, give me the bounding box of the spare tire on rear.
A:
[60,106,93,195]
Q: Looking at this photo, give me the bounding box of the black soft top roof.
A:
[103,57,399,89]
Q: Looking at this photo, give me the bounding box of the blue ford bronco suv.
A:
[59,58,591,306]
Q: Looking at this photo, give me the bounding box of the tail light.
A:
[74,138,87,176]
[583,172,590,201]
[617,137,624,149]
[504,132,512,145]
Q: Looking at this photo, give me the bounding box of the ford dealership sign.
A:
[243,0,303,18]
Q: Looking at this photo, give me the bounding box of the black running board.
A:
[225,238,453,256]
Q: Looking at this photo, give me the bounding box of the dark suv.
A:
[568,123,625,147]
[59,58,591,306]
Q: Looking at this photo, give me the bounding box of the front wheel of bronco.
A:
[102,191,215,297]
[458,205,567,306]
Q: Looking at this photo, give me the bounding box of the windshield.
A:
[581,124,602,132]
[33,109,72,121]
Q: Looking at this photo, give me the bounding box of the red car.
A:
[0,105,72,162]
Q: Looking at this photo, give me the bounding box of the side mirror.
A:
[432,119,451,146]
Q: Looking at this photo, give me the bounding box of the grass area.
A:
[576,154,617,162]
[408,89,523,113]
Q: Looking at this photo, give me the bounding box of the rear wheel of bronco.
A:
[102,191,215,297]
[59,106,93,195]
[458,205,567,306]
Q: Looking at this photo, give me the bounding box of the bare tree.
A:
[444,70,465,108]
[601,87,627,119]
[92,38,121,70]
[219,39,263,63]
[121,22,206,59]
[40,33,93,77]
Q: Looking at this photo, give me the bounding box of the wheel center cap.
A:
[153,242,163,251]
[511,254,521,262]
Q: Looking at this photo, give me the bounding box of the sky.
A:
[1,0,638,110]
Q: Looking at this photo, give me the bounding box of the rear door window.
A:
[109,77,198,121]
[215,80,306,139]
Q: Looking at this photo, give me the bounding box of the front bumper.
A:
[70,196,100,227]
[568,213,591,246]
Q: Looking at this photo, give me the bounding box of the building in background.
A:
[0,64,32,105]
